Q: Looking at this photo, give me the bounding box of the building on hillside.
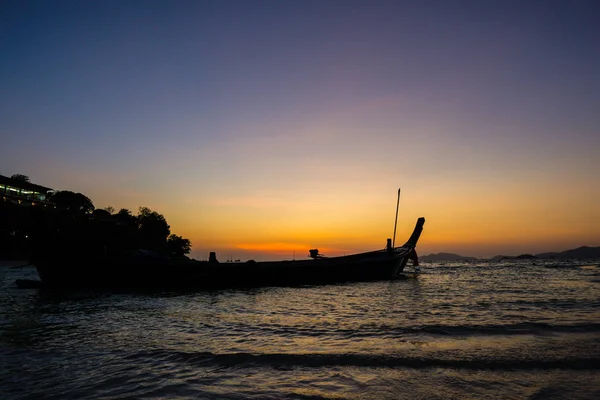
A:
[0,175,54,206]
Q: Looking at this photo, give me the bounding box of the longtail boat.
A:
[27,217,423,290]
[26,190,425,290]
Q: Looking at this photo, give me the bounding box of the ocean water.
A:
[1,260,599,400]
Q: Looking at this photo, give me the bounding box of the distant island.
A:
[533,246,600,260]
[421,246,600,262]
[491,246,600,261]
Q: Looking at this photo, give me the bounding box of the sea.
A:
[1,259,599,400]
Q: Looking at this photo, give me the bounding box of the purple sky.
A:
[1,1,599,259]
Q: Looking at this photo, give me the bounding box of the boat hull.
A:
[31,217,425,290]
[33,249,413,290]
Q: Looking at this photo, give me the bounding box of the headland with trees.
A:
[0,174,192,261]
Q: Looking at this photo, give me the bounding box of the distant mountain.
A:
[535,246,600,260]
[490,246,600,261]
[420,252,476,262]
[421,246,600,263]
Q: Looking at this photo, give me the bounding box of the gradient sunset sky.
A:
[1,0,599,260]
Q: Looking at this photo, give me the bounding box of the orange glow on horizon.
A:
[236,242,347,256]
[82,164,598,260]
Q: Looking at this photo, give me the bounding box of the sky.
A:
[1,0,599,260]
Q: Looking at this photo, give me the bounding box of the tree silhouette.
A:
[167,234,192,256]
[104,206,115,214]
[115,208,137,227]
[2,183,196,260]
[92,208,112,219]
[137,207,170,252]
[10,174,30,182]
[50,191,95,214]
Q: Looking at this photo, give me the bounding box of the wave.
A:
[246,322,600,338]
[124,349,600,371]
[392,322,600,336]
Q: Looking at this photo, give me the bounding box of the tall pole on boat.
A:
[392,188,401,248]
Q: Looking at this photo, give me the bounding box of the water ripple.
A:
[2,261,600,399]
